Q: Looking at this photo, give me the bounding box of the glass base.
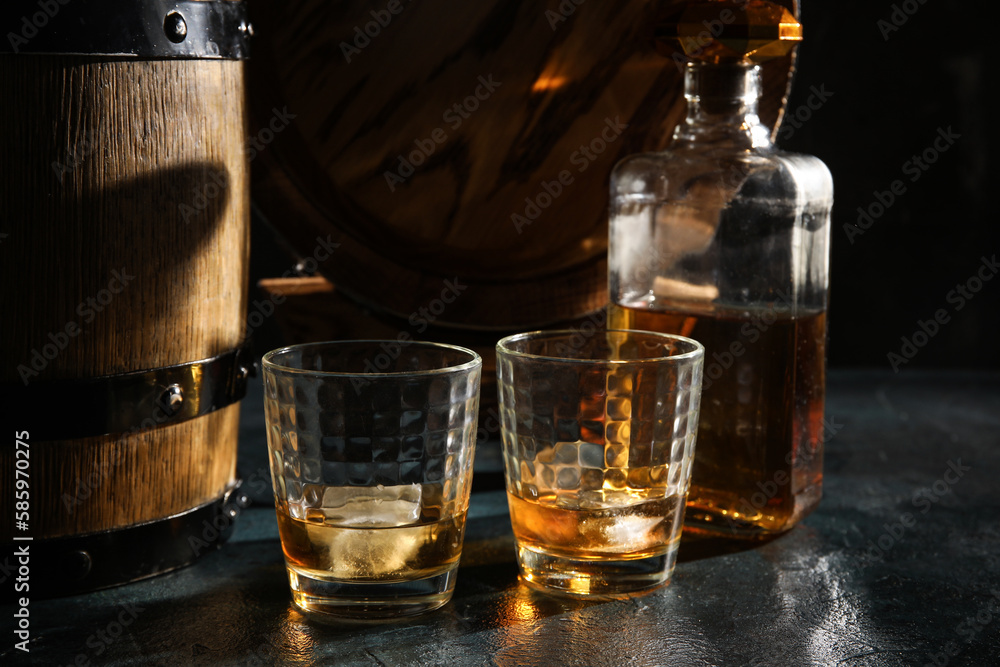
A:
[516,545,677,599]
[682,506,779,539]
[683,483,823,539]
[286,564,457,620]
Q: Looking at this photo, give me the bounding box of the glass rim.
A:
[261,340,482,377]
[495,329,704,364]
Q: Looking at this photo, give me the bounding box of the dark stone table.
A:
[4,370,998,666]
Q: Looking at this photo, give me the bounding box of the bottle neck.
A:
[672,62,771,150]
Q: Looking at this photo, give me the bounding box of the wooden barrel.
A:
[247,0,797,331]
[246,0,798,444]
[0,0,252,596]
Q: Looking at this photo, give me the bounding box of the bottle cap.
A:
[655,0,802,64]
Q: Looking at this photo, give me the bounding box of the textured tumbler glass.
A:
[262,341,481,619]
[496,330,704,598]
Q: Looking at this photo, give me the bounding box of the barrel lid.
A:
[247,1,797,329]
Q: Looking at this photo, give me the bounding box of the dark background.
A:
[248,0,998,370]
[783,0,997,369]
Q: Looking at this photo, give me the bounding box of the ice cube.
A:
[581,514,662,554]
[602,515,661,550]
[321,484,422,527]
[326,525,422,580]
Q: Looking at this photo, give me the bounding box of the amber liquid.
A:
[507,493,685,561]
[276,499,466,583]
[609,301,826,536]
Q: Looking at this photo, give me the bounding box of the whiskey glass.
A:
[496,329,703,598]
[263,341,481,619]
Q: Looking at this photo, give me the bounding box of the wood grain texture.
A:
[0,57,249,538]
[249,0,797,329]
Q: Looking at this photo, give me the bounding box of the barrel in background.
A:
[247,0,798,331]
[245,0,798,440]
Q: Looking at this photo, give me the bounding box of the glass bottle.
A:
[607,2,833,538]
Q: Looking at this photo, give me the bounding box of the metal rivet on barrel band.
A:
[164,11,189,43]
[161,384,185,416]
[2,345,253,442]
[0,0,251,59]
[69,550,93,581]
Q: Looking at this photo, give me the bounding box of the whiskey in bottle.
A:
[608,2,833,537]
